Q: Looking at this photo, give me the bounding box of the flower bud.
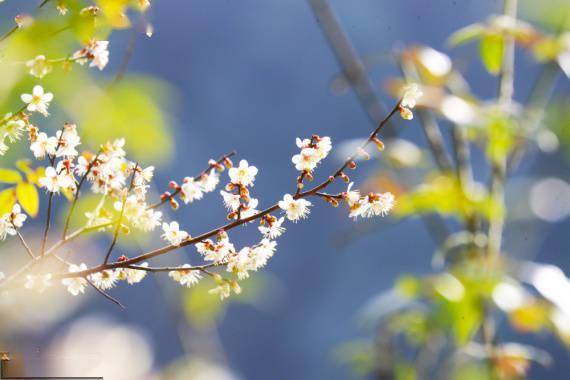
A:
[339,171,350,183]
[357,147,370,160]
[372,136,385,151]
[348,161,357,169]
[169,199,179,210]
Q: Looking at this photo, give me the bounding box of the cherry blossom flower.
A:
[180,177,203,204]
[258,216,285,239]
[73,40,110,70]
[162,221,189,246]
[359,192,395,217]
[220,190,241,211]
[61,264,88,296]
[399,83,422,120]
[2,116,26,143]
[89,270,118,290]
[228,160,258,187]
[292,147,320,172]
[278,194,311,221]
[21,85,53,116]
[10,204,27,228]
[251,239,277,269]
[30,132,57,159]
[55,123,81,158]
[24,273,52,292]
[198,170,220,192]
[26,55,52,78]
[168,264,202,287]
[39,166,75,193]
[125,263,148,284]
[343,182,361,207]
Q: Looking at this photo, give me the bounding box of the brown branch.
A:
[50,100,402,280]
[62,150,102,239]
[103,163,138,265]
[147,150,236,210]
[13,227,36,259]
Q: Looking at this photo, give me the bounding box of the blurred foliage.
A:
[340,1,570,379]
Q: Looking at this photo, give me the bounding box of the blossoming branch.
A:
[0,82,421,302]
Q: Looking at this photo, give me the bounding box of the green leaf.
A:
[0,188,17,215]
[448,23,486,47]
[479,34,504,75]
[16,182,39,217]
[0,169,23,184]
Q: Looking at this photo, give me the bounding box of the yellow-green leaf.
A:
[0,188,17,215]
[0,169,23,184]
[479,34,504,75]
[448,23,485,47]
[16,182,39,217]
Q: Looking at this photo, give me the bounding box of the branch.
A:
[103,163,138,265]
[147,150,236,210]
[62,150,103,240]
[13,227,36,259]
[51,100,402,280]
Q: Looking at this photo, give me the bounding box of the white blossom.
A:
[278,194,311,222]
[359,192,395,218]
[55,124,81,158]
[61,264,88,296]
[180,177,203,204]
[198,170,220,192]
[258,217,286,239]
[228,160,258,187]
[125,262,148,284]
[21,85,53,116]
[24,273,52,292]
[168,264,202,287]
[161,221,189,246]
[220,190,241,211]
[30,132,57,159]
[73,40,110,70]
[89,270,118,290]
[26,55,52,78]
[292,147,320,172]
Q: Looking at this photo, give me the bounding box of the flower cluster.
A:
[0,204,27,241]
[0,83,408,301]
[399,83,423,120]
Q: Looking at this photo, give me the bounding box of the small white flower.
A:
[278,194,311,222]
[180,177,204,204]
[360,192,395,217]
[39,166,75,193]
[89,270,118,290]
[26,55,52,78]
[161,221,189,246]
[21,85,53,116]
[251,238,277,269]
[125,262,148,284]
[220,190,241,211]
[24,273,52,292]
[228,160,258,187]
[168,264,202,287]
[61,263,88,296]
[30,132,58,159]
[209,282,232,300]
[344,182,360,207]
[73,40,110,70]
[292,147,320,172]
[55,123,81,157]
[258,217,286,239]
[314,136,332,160]
[0,217,15,240]
[401,83,423,109]
[227,247,254,280]
[3,117,26,143]
[10,204,27,228]
[199,170,220,192]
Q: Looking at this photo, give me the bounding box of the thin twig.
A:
[147,151,236,210]
[103,163,138,264]
[14,228,36,259]
[50,100,402,280]
[87,279,126,309]
[62,150,102,239]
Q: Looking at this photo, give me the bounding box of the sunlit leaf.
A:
[479,34,504,75]
[16,182,39,217]
[0,188,17,215]
[448,23,486,47]
[0,168,22,184]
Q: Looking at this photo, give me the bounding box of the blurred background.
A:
[0,0,568,379]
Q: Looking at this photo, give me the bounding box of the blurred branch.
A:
[306,0,395,132]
